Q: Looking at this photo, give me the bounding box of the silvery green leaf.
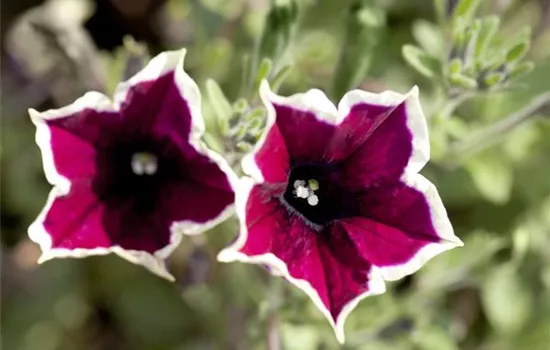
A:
[206,79,233,135]
[508,61,535,80]
[450,72,478,89]
[484,72,505,88]
[402,45,440,78]
[506,42,530,65]
[474,16,500,59]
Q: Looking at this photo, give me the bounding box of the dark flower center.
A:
[282,163,359,228]
[93,136,182,213]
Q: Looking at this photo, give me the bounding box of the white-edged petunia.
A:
[29,49,237,281]
[218,80,463,343]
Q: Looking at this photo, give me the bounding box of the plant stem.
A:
[267,305,280,350]
[448,92,550,160]
[266,277,283,350]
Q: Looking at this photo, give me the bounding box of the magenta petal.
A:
[326,102,406,162]
[46,109,121,180]
[339,102,412,189]
[338,216,438,271]
[316,224,376,320]
[273,104,335,163]
[233,184,384,339]
[43,181,111,250]
[359,181,440,242]
[161,177,234,229]
[117,72,195,152]
[252,122,290,183]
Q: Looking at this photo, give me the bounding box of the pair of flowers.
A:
[29,49,462,343]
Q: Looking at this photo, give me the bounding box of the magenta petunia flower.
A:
[218,81,463,342]
[29,49,237,281]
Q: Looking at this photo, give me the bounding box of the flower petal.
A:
[29,92,119,188]
[242,83,290,183]
[341,174,461,281]
[218,177,386,343]
[114,49,204,151]
[336,87,429,177]
[29,49,237,280]
[28,181,175,281]
[113,48,238,218]
[166,174,235,236]
[256,80,337,163]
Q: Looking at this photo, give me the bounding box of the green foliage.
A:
[2,0,550,350]
[330,0,384,99]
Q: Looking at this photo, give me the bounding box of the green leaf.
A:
[481,265,533,335]
[484,72,505,88]
[254,57,273,90]
[452,0,482,26]
[281,323,320,350]
[413,326,459,350]
[474,16,500,59]
[270,65,292,92]
[466,151,513,204]
[506,41,530,64]
[449,73,478,89]
[413,19,444,57]
[448,57,463,75]
[330,1,384,99]
[512,226,530,264]
[205,79,233,135]
[508,61,535,80]
[463,20,480,69]
[257,0,298,66]
[433,0,447,21]
[402,45,440,78]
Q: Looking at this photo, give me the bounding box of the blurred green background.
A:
[1,0,550,349]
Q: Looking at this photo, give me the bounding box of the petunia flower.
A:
[29,49,236,281]
[218,80,463,343]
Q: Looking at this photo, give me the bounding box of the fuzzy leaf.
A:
[481,265,533,335]
[474,16,500,59]
[413,19,444,57]
[467,152,513,204]
[452,0,482,26]
[206,79,233,135]
[506,42,530,64]
[402,45,440,78]
[450,73,478,89]
[508,61,535,80]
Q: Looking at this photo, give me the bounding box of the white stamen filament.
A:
[131,152,158,175]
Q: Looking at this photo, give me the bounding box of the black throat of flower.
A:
[92,136,181,212]
[281,163,359,229]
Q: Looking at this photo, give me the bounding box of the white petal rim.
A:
[375,173,463,281]
[217,177,387,343]
[28,48,237,281]
[338,86,430,174]
[244,82,430,184]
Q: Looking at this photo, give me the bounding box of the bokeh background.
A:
[1,0,550,349]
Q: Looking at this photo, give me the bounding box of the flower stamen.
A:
[131,152,158,175]
[293,179,319,206]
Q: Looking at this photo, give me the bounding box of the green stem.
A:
[448,92,550,161]
[267,278,283,350]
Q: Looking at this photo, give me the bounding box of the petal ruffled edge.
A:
[242,80,338,183]
[27,184,182,281]
[374,172,464,282]
[29,91,116,191]
[337,86,430,174]
[142,49,239,235]
[117,48,238,235]
[28,49,238,281]
[217,177,387,343]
